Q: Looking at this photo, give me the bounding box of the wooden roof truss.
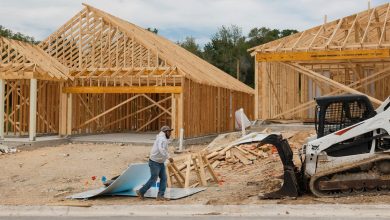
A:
[0,37,69,81]
[40,4,253,93]
[250,3,390,54]
[39,6,181,86]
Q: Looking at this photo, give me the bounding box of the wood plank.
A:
[184,155,192,188]
[202,155,219,183]
[77,94,140,129]
[191,156,203,187]
[196,154,207,186]
[256,49,390,62]
[170,161,185,183]
[167,164,184,188]
[62,86,182,94]
[285,62,383,105]
[232,148,252,165]
[225,150,231,159]
[166,163,172,188]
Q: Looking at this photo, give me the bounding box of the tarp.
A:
[235,108,251,130]
[68,163,206,200]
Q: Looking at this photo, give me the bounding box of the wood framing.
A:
[250,3,390,53]
[62,86,182,94]
[0,4,254,139]
[0,37,69,81]
[251,3,390,121]
[256,49,390,62]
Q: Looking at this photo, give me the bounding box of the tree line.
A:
[178,25,298,88]
[0,25,39,44]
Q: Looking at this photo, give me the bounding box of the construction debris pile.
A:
[202,130,300,167]
[167,130,302,189]
[203,143,272,167]
[0,145,18,155]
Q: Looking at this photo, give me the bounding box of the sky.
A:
[0,0,389,46]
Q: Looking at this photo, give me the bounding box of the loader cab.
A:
[314,95,377,157]
[314,94,376,139]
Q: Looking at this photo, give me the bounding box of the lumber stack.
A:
[204,143,273,167]
[166,153,220,188]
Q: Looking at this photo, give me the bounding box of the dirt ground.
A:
[2,130,390,206]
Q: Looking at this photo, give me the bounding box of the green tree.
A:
[0,25,38,44]
[177,26,298,88]
[247,27,298,47]
[203,25,248,82]
[178,36,202,57]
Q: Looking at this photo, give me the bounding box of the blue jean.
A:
[139,159,167,197]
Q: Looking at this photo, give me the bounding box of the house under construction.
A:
[250,3,390,121]
[0,4,254,141]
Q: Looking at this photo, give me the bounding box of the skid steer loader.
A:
[261,94,390,199]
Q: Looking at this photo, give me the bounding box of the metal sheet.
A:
[111,187,206,200]
[67,188,107,199]
[68,163,206,200]
[68,163,150,199]
[233,132,278,146]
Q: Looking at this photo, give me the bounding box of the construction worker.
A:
[136,125,173,201]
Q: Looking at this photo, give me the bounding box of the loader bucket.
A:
[258,134,301,199]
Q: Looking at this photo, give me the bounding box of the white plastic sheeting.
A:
[234,108,251,130]
[233,132,279,146]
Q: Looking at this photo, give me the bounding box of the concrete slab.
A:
[70,133,157,146]
[0,131,221,149]
[0,135,69,148]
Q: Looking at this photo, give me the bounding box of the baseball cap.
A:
[160,125,173,132]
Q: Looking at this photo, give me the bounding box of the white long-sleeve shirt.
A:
[149,131,170,163]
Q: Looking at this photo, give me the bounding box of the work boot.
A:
[136,190,145,200]
[156,196,169,201]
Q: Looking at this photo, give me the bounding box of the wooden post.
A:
[171,93,177,138]
[66,93,73,135]
[0,79,4,140]
[178,78,184,136]
[260,62,268,119]
[254,60,259,119]
[59,83,67,136]
[172,91,184,140]
[178,91,184,136]
[29,79,37,141]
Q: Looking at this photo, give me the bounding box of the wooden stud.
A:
[0,79,4,139]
